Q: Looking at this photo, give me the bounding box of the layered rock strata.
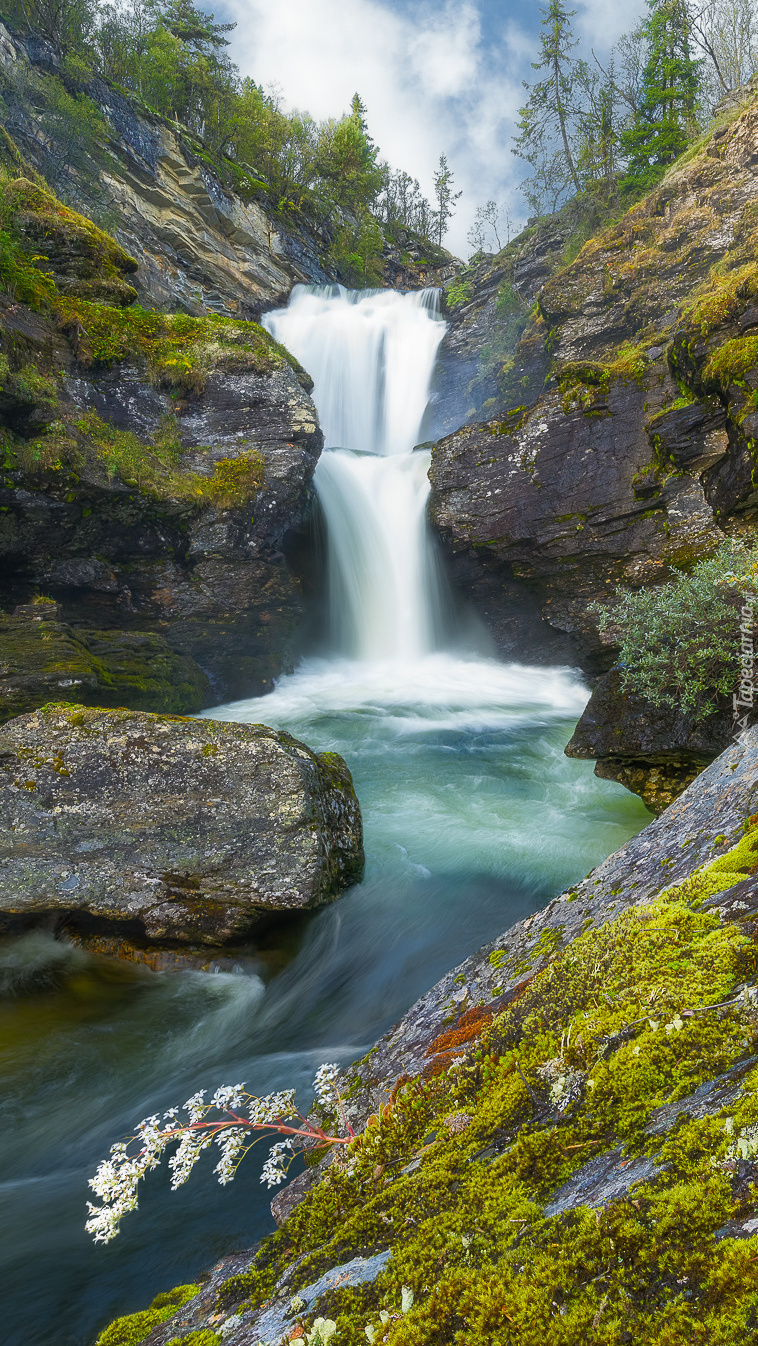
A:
[0,24,457,317]
[0,178,324,708]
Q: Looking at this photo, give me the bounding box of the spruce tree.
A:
[621,0,701,192]
[513,0,582,209]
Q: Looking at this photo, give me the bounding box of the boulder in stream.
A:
[0,704,364,945]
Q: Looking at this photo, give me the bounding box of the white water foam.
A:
[208,653,589,737]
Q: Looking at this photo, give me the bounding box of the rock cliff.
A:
[0,24,457,318]
[0,175,326,711]
[427,94,758,796]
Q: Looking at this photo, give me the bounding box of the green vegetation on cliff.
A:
[592,543,757,722]
[0,168,294,507]
[0,0,458,263]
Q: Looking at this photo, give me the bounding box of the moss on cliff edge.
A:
[53,297,305,395]
[95,1284,201,1346]
[0,175,137,307]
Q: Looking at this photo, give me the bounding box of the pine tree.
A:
[513,0,582,210]
[621,0,701,192]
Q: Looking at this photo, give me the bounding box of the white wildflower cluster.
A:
[86,1064,350,1240]
[85,1116,175,1244]
[168,1128,214,1189]
[313,1062,340,1110]
[211,1084,247,1110]
[249,1089,297,1125]
[214,1125,252,1185]
[260,1137,295,1187]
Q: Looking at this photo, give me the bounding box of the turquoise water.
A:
[0,653,648,1345]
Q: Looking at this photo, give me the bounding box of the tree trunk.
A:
[554,50,581,193]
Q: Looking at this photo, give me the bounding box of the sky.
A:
[216,0,647,257]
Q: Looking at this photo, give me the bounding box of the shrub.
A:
[591,540,758,721]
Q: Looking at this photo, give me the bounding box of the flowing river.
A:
[0,287,649,1345]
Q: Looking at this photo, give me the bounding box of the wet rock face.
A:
[0,607,211,724]
[0,705,364,945]
[1,330,323,702]
[565,669,734,813]
[429,382,723,669]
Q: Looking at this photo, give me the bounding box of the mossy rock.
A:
[7,177,138,306]
[53,298,312,394]
[94,1283,199,1346]
[0,704,364,943]
[0,613,212,723]
[93,735,758,1345]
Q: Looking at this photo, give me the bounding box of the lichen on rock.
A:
[0,704,364,945]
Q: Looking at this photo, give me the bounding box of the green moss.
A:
[53,298,301,394]
[558,343,648,414]
[683,260,758,338]
[703,334,758,391]
[96,795,758,1346]
[249,824,758,1341]
[19,409,266,507]
[446,277,474,310]
[0,175,136,308]
[95,1284,199,1346]
[660,822,758,905]
[0,616,211,724]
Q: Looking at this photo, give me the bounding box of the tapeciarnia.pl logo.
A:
[733,593,756,739]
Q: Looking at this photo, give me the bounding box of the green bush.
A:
[592,541,758,721]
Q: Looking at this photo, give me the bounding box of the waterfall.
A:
[264,285,447,660]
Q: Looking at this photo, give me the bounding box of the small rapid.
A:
[0,286,650,1346]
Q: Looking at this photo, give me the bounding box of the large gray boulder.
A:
[0,704,364,945]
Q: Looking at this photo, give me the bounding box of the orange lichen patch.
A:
[426,1005,494,1058]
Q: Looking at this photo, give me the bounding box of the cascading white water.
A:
[264,285,447,660]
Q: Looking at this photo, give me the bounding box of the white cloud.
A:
[221,0,646,258]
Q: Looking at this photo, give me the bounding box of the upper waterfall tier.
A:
[264,285,445,457]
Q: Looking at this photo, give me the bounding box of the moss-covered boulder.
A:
[0,704,364,944]
[0,606,212,722]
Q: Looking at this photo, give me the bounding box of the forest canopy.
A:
[511,0,758,222]
[0,0,459,255]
